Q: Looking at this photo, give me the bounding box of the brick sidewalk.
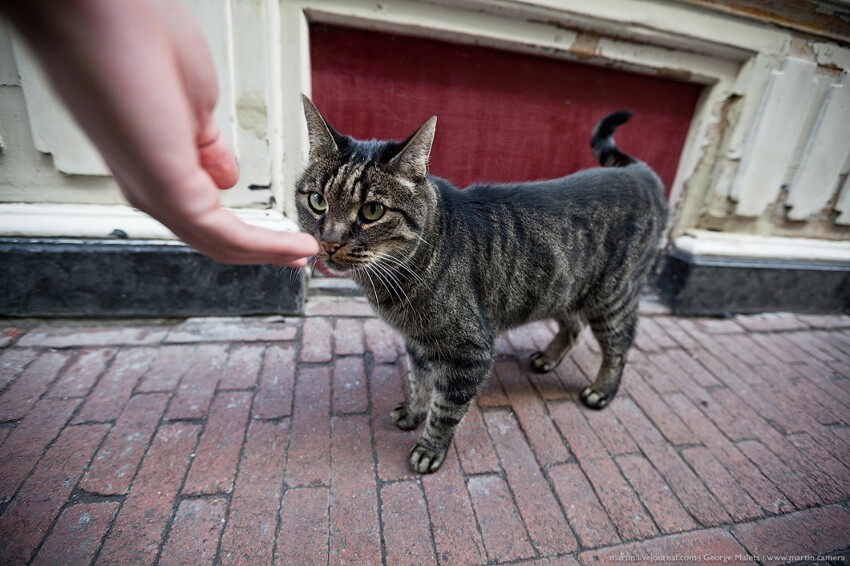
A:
[0,303,848,565]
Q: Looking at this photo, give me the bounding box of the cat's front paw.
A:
[580,386,611,410]
[391,403,425,431]
[409,439,447,473]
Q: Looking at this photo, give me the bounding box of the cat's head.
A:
[295,96,437,276]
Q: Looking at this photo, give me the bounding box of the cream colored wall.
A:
[1,0,849,260]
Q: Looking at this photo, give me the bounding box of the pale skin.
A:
[2,0,319,266]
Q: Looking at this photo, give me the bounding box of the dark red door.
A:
[310,24,702,196]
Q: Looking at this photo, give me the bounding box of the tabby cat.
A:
[296,96,667,473]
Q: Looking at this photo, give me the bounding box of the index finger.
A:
[175,207,319,267]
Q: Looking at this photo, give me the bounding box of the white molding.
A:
[0,203,299,240]
[676,229,850,263]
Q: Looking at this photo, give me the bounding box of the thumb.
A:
[198,122,239,189]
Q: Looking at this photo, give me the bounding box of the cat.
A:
[296,96,667,473]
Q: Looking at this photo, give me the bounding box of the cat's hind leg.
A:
[392,342,433,431]
[582,306,638,410]
[530,314,583,373]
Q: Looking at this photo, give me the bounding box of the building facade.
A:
[1,0,849,316]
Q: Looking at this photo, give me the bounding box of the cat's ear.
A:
[302,95,339,160]
[390,116,437,181]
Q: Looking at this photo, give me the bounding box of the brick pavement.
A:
[0,304,849,565]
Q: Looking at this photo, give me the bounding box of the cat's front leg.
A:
[409,350,493,473]
[391,342,433,431]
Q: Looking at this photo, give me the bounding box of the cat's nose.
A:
[320,240,342,255]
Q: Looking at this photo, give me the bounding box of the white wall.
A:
[1,0,849,258]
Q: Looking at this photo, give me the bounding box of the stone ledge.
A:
[0,238,305,317]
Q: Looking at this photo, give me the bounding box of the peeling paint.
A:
[236,91,268,139]
[569,31,599,60]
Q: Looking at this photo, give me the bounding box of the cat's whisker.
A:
[357,266,381,304]
[371,251,428,287]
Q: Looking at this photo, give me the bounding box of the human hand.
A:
[3,0,318,267]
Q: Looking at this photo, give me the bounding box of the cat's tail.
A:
[591,111,637,168]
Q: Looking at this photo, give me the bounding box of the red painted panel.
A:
[309,24,703,196]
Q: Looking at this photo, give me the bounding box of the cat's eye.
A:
[308,192,327,213]
[360,202,385,222]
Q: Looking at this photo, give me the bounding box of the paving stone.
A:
[80,392,169,495]
[370,364,418,481]
[253,344,296,419]
[467,474,535,563]
[17,325,167,348]
[45,348,114,398]
[0,347,39,390]
[218,343,265,390]
[615,454,697,534]
[74,347,155,423]
[300,317,333,363]
[381,481,437,566]
[579,527,748,565]
[364,318,401,363]
[548,462,620,548]
[182,390,252,495]
[164,316,298,343]
[421,448,487,566]
[285,366,331,488]
[165,343,229,420]
[454,401,501,475]
[0,424,109,564]
[31,502,120,566]
[135,344,196,393]
[331,356,368,414]
[276,487,329,566]
[334,317,365,356]
[159,497,227,566]
[0,350,71,421]
[733,504,850,560]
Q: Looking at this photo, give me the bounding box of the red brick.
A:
[611,398,730,526]
[484,410,576,554]
[733,504,850,559]
[0,326,24,348]
[711,388,844,504]
[364,318,401,363]
[0,424,108,564]
[665,393,788,515]
[306,296,375,317]
[634,317,678,352]
[735,312,809,332]
[17,325,167,348]
[628,370,697,445]
[549,400,607,463]
[97,423,200,566]
[787,432,850,500]
[31,502,120,566]
[253,344,296,419]
[329,415,382,565]
[519,557,581,566]
[74,348,155,423]
[681,446,762,522]
[736,439,820,509]
[466,474,535,563]
[80,393,168,495]
[183,391,252,494]
[135,344,196,393]
[548,462,620,548]
[569,342,600,384]
[786,330,843,362]
[454,402,500,475]
[276,487,329,565]
[794,356,850,412]
[370,364,418,481]
[796,314,850,329]
[164,316,298,343]
[0,397,80,498]
[166,343,229,420]
[159,497,227,566]
[332,356,368,413]
[616,454,696,534]
[46,348,114,398]
[286,366,331,487]
[477,371,510,407]
[334,318,365,356]
[219,420,289,565]
[494,361,571,465]
[691,317,745,335]
[554,355,593,392]
[654,317,700,350]
[579,456,657,541]
[300,316,333,362]
[0,350,70,421]
[381,480,437,566]
[218,343,265,390]
[582,406,638,456]
[0,347,38,390]
[636,352,681,393]
[580,527,748,565]
[421,448,487,566]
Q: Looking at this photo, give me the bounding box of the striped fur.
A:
[296,97,667,473]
